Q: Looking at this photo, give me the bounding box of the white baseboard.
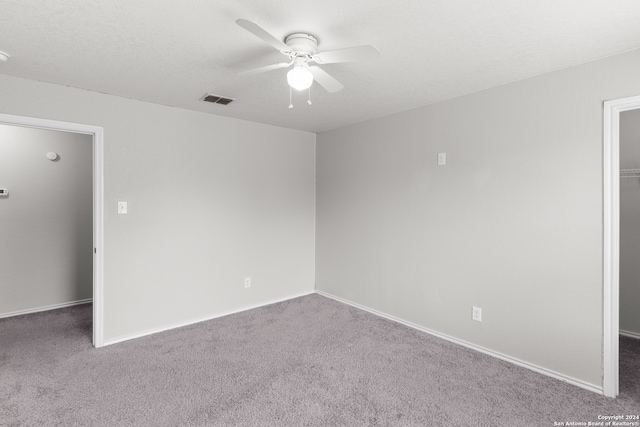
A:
[103,290,316,347]
[315,290,603,396]
[0,298,93,319]
[620,329,640,340]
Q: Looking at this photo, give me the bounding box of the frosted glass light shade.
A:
[287,67,313,91]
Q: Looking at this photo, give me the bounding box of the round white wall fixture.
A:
[46,152,58,161]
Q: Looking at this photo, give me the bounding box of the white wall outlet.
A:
[437,152,447,166]
[472,306,482,322]
[117,201,128,214]
[244,277,251,288]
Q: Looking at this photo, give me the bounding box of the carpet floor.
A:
[1,294,639,426]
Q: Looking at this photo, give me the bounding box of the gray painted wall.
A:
[620,108,640,336]
[0,74,316,343]
[0,125,92,315]
[316,48,640,388]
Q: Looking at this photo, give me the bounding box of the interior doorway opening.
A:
[603,95,640,398]
[0,113,104,347]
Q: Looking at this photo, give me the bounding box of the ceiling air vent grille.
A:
[201,93,235,105]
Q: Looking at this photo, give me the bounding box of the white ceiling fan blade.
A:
[313,45,380,64]
[309,66,344,93]
[236,19,290,53]
[239,62,292,76]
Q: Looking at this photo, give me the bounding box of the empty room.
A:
[1,1,640,425]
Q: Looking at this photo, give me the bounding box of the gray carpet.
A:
[1,294,639,426]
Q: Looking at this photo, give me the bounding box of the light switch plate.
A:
[437,152,447,166]
[117,201,128,214]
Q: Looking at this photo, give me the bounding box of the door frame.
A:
[603,95,640,398]
[0,113,104,347]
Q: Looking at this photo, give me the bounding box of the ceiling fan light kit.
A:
[287,59,314,91]
[236,19,379,106]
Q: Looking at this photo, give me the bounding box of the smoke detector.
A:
[0,51,10,62]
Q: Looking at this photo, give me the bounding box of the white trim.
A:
[0,113,105,348]
[102,291,315,347]
[92,125,105,348]
[0,298,92,319]
[603,95,640,398]
[620,330,640,340]
[603,99,619,398]
[316,290,603,395]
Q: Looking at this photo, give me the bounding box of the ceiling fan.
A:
[236,19,380,95]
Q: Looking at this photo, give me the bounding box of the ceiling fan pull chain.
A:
[288,86,293,109]
[307,87,312,106]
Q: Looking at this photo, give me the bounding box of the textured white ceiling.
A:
[1,0,640,133]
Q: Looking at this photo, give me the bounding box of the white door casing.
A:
[0,113,104,348]
[603,95,640,398]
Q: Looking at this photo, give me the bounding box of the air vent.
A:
[201,93,235,105]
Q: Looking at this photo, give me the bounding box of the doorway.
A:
[0,113,104,347]
[603,95,640,398]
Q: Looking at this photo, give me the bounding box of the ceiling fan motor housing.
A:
[284,33,318,56]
